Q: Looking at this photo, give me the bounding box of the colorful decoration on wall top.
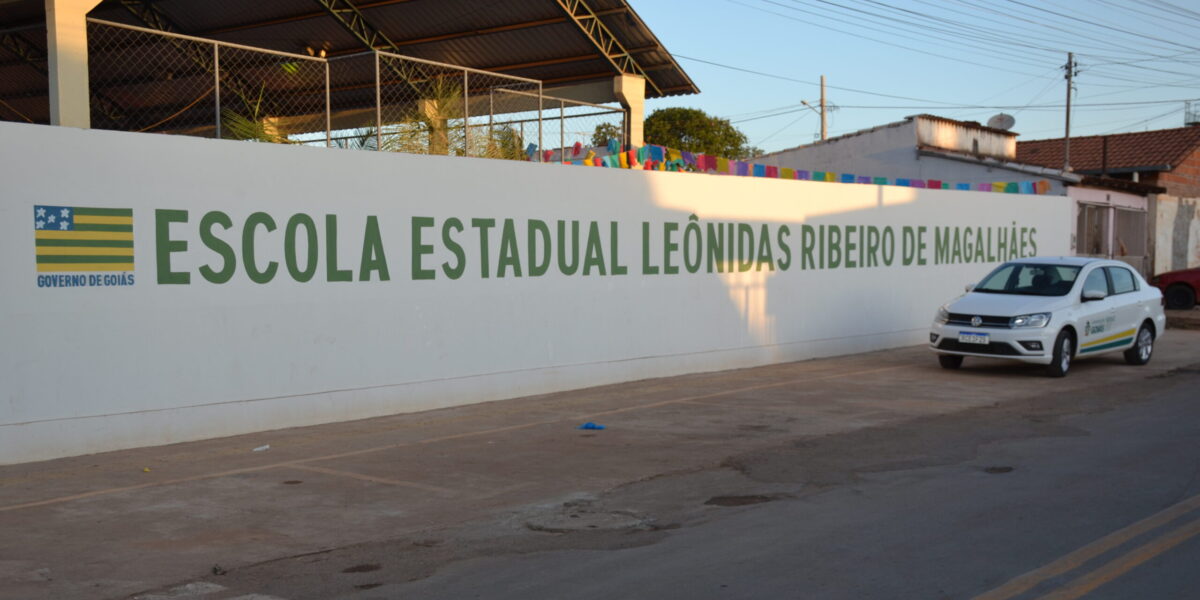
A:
[532,140,1053,195]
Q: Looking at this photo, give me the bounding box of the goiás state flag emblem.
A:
[33,205,134,272]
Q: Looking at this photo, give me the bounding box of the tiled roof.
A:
[1016,126,1200,173]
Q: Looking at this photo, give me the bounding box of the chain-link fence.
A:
[87,19,327,140]
[83,19,625,163]
[487,89,626,162]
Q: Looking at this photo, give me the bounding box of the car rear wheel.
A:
[1124,323,1154,365]
[1046,330,1073,378]
[1165,284,1196,310]
[938,354,963,370]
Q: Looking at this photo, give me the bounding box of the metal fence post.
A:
[213,43,221,139]
[537,83,544,162]
[375,52,382,151]
[559,99,565,163]
[325,61,331,147]
[463,70,470,156]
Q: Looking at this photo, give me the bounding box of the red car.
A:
[1151,267,1199,310]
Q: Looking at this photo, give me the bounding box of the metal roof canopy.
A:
[0,0,698,126]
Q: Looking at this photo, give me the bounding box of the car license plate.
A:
[958,332,989,345]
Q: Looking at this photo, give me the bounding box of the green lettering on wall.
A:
[844,225,857,269]
[285,213,318,282]
[359,215,389,281]
[737,223,754,272]
[776,225,792,271]
[610,222,628,275]
[528,219,551,277]
[756,224,775,271]
[663,221,679,275]
[411,217,435,280]
[934,226,951,265]
[441,218,465,280]
[199,211,235,284]
[641,222,659,275]
[558,220,581,275]
[583,221,607,276]
[827,225,842,269]
[498,218,522,278]
[707,223,725,273]
[155,209,190,284]
[243,212,278,284]
[326,215,353,282]
[472,218,496,279]
[800,225,815,270]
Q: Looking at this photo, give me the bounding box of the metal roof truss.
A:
[553,0,660,96]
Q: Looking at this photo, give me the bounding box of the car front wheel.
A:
[1046,330,1073,378]
[1124,323,1154,365]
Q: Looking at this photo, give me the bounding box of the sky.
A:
[630,0,1200,155]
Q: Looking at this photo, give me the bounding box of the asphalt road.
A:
[3,326,1199,600]
[383,365,1200,600]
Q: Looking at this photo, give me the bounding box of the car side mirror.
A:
[965,284,975,292]
[1082,289,1107,301]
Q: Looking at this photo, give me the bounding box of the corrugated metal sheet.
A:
[1,0,697,126]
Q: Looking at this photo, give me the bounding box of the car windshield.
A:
[974,263,1081,296]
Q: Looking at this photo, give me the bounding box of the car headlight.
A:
[1011,312,1051,328]
[935,305,950,324]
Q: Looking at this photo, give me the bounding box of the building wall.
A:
[758,120,1065,193]
[0,121,1072,464]
[1144,146,1200,198]
[913,117,1014,159]
[1154,194,1200,273]
[1069,187,1151,275]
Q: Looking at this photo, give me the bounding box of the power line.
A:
[673,53,968,105]
[725,0,1047,77]
[1003,0,1200,53]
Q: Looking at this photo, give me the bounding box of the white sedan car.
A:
[930,257,1166,377]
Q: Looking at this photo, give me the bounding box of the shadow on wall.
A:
[1171,197,1200,271]
[645,173,1066,364]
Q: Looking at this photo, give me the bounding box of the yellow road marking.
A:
[1037,517,1200,600]
[0,364,907,512]
[972,492,1200,600]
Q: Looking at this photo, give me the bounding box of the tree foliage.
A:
[643,107,760,159]
[591,122,622,148]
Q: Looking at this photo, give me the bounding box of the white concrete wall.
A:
[0,122,1073,464]
[1154,194,1200,273]
[758,120,1065,193]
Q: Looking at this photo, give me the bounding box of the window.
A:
[975,263,1080,296]
[1107,267,1137,294]
[1083,268,1109,297]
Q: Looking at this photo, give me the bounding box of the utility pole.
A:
[800,75,830,141]
[820,75,828,141]
[1063,52,1077,171]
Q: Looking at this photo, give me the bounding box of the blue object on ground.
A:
[577,422,606,430]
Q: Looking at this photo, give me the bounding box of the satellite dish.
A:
[987,113,1016,131]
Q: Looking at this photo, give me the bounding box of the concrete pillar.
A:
[613,74,645,149]
[45,0,103,128]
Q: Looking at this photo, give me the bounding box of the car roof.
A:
[1005,256,1100,267]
